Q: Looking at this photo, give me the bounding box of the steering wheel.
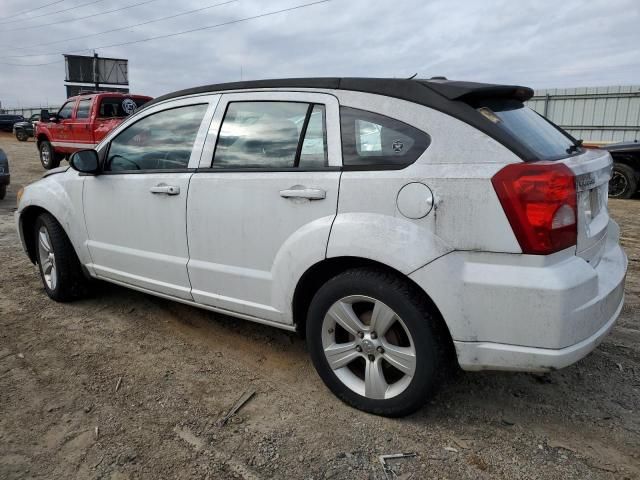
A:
[108,154,140,171]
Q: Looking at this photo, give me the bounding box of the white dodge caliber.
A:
[16,78,627,416]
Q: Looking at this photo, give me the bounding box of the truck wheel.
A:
[0,185,6,200]
[39,140,60,170]
[306,268,447,417]
[34,212,87,302]
[15,130,28,141]
[609,163,637,199]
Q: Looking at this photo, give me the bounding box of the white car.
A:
[15,78,627,416]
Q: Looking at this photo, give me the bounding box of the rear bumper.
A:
[453,296,622,371]
[410,220,627,372]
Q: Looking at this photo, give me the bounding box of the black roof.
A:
[148,77,533,108]
[145,77,537,161]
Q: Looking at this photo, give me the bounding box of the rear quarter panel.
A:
[327,91,522,275]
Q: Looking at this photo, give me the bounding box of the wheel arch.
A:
[20,205,54,264]
[292,256,456,359]
[611,153,640,175]
[36,133,50,148]
[20,205,88,277]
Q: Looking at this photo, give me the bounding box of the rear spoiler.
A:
[419,80,534,102]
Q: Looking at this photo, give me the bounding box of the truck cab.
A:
[36,92,152,169]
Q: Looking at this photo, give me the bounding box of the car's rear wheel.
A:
[609,163,637,199]
[34,213,87,302]
[39,141,60,170]
[15,130,28,142]
[306,268,445,417]
[0,185,6,200]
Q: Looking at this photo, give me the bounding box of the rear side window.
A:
[98,97,147,118]
[76,99,91,119]
[477,99,576,160]
[213,101,328,169]
[340,107,431,168]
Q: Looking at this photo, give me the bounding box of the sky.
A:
[0,0,639,108]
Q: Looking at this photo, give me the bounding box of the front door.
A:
[50,99,76,154]
[187,92,342,323]
[82,97,217,299]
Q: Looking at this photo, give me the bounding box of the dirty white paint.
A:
[15,86,628,375]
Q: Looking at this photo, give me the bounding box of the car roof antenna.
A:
[406,73,418,80]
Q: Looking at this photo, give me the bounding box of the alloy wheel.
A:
[321,295,416,400]
[37,226,57,290]
[41,144,51,167]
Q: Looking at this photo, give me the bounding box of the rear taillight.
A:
[492,162,577,255]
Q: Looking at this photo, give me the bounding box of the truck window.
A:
[76,99,92,119]
[57,101,75,120]
[98,97,148,118]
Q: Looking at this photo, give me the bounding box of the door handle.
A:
[279,186,326,200]
[150,184,180,195]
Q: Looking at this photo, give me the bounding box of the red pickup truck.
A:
[36,92,152,169]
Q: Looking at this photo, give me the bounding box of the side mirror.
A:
[69,149,100,174]
[40,109,50,122]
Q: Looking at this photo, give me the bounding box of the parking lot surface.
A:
[1,132,639,479]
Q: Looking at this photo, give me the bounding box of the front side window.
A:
[213,101,328,169]
[106,104,207,172]
[57,101,75,120]
[340,107,431,168]
[76,99,91,119]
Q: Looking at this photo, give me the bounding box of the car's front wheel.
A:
[15,130,28,142]
[39,141,60,170]
[0,185,6,200]
[307,268,446,417]
[34,213,87,302]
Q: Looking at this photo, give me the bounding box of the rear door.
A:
[70,97,96,149]
[82,95,218,299]
[187,91,341,324]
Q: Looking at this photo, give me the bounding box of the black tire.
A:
[15,130,28,142]
[0,185,6,200]
[34,212,87,302]
[39,140,61,170]
[306,268,446,417]
[609,163,637,199]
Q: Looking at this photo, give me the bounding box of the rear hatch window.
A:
[476,98,578,161]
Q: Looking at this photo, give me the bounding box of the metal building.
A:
[527,85,640,145]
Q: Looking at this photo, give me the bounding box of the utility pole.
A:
[93,51,99,91]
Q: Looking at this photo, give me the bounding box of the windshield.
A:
[477,99,577,160]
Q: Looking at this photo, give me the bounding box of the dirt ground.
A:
[0,131,638,480]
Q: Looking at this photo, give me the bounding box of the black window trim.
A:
[293,104,314,168]
[211,99,331,171]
